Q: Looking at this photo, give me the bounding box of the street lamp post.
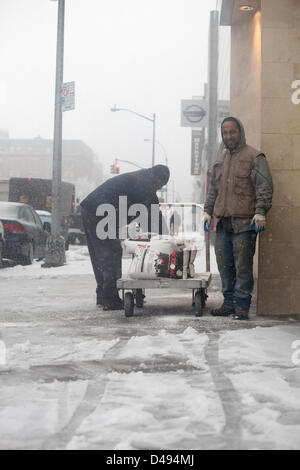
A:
[111,106,156,167]
[43,0,66,267]
[144,138,168,202]
[144,138,168,166]
[171,179,176,202]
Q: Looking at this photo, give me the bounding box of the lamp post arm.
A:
[111,105,156,167]
[145,138,168,166]
[116,107,154,122]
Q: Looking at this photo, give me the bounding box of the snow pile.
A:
[5,337,120,370]
[218,326,300,450]
[67,370,224,450]
[1,321,300,449]
[0,246,140,280]
[0,246,93,279]
[0,380,89,441]
[118,327,209,370]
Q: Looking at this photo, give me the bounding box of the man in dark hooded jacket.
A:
[81,165,170,310]
[204,117,273,320]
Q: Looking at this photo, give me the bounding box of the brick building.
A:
[0,135,103,200]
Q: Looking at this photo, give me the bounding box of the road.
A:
[0,247,299,450]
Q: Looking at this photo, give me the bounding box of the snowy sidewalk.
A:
[0,246,299,450]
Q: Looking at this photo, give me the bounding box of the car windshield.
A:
[38,214,51,224]
[0,203,20,218]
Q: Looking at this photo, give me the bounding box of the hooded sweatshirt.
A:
[204,117,273,233]
[80,165,169,235]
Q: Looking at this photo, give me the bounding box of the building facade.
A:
[221,0,300,316]
[0,135,103,200]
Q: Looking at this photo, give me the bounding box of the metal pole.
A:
[43,0,65,267]
[157,139,168,201]
[152,113,156,167]
[52,0,65,236]
[201,83,208,203]
[111,106,156,167]
[205,231,210,272]
[205,11,219,273]
[207,10,219,171]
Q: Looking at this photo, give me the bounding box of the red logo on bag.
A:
[169,251,177,277]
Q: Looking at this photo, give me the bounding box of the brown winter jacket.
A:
[204,119,273,233]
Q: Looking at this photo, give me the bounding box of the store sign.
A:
[191,129,204,176]
[181,99,230,128]
[291,80,300,104]
[181,100,208,128]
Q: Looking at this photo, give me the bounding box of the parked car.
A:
[67,214,86,245]
[36,210,69,250]
[0,202,48,265]
[0,220,4,266]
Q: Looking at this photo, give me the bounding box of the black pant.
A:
[81,208,122,303]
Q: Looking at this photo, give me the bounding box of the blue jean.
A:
[214,224,257,311]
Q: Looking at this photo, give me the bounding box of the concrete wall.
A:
[230,4,262,281]
[230,5,261,149]
[258,0,300,315]
[230,0,300,316]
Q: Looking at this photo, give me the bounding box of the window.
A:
[20,206,36,224]
[32,210,43,229]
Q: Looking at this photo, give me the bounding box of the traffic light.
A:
[110,162,120,174]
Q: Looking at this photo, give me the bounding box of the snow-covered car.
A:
[36,210,70,251]
[67,214,86,245]
[0,220,4,266]
[0,202,48,265]
[36,210,52,233]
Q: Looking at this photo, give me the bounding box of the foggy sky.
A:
[0,0,220,200]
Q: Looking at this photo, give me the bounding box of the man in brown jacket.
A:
[204,117,273,320]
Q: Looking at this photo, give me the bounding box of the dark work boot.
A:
[233,308,249,320]
[96,286,103,307]
[211,304,235,317]
[102,297,123,311]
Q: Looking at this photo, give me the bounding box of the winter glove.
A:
[203,212,211,232]
[250,214,266,233]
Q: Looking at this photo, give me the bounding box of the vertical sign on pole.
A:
[61,81,75,112]
[191,129,205,176]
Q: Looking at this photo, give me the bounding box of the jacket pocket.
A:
[233,160,254,196]
[234,176,254,196]
[236,160,252,177]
